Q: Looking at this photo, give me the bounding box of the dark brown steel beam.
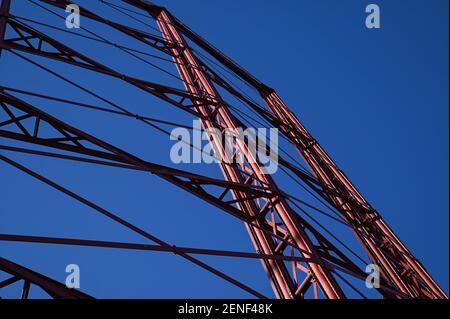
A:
[0,234,314,263]
[0,257,92,299]
[0,0,10,56]
[1,19,210,117]
[0,154,268,299]
[39,0,173,55]
[122,0,270,92]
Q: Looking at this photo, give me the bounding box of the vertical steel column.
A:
[153,8,345,299]
[152,4,446,297]
[263,91,413,296]
[0,0,11,57]
[262,90,447,299]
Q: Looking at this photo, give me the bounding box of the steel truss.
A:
[0,0,446,299]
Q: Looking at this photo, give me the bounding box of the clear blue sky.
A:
[0,0,448,298]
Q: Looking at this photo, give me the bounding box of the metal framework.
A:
[0,0,447,299]
[0,256,92,299]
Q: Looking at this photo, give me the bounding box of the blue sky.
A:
[0,0,448,298]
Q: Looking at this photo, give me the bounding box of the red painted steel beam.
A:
[1,0,444,299]
[127,1,447,299]
[0,143,365,275]
[3,5,328,198]
[0,19,209,118]
[123,0,269,91]
[0,92,319,261]
[38,0,173,55]
[151,7,346,299]
[153,11,295,299]
[0,154,268,299]
[262,90,447,299]
[0,91,282,226]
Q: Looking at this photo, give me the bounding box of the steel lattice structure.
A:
[0,0,447,299]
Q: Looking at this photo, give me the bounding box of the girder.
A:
[121,0,447,299]
[0,0,446,299]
